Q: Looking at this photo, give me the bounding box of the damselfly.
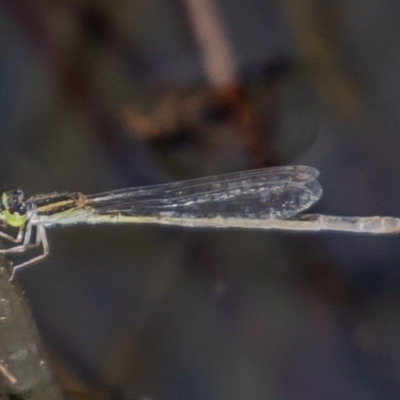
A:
[1,165,399,279]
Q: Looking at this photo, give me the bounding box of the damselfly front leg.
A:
[0,225,25,244]
[0,221,34,255]
[0,223,46,278]
[8,225,49,280]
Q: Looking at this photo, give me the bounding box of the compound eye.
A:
[9,203,27,216]
[8,189,24,202]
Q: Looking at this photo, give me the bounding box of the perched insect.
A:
[0,165,398,279]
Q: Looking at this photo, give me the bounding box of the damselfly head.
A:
[1,189,28,228]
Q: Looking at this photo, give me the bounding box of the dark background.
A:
[2,0,400,399]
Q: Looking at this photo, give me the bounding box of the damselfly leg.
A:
[8,225,49,280]
[0,226,25,244]
[0,222,34,254]
[0,223,50,280]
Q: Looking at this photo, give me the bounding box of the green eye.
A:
[5,209,27,228]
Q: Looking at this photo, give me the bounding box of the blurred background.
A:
[1,0,400,398]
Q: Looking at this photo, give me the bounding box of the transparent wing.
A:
[86,165,322,220]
